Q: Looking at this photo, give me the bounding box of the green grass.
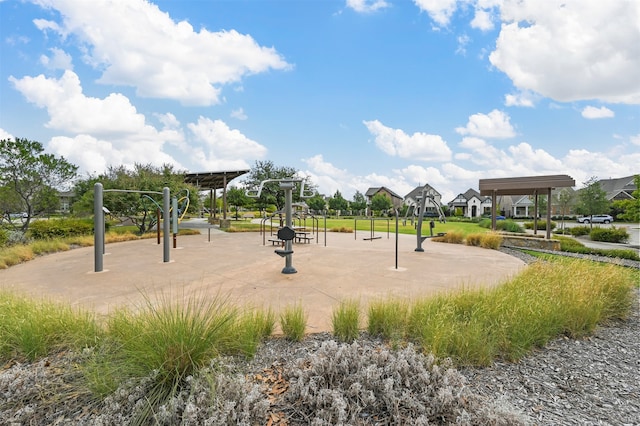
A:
[279,303,307,341]
[367,298,409,344]
[0,290,100,361]
[331,299,361,342]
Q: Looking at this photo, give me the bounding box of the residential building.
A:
[447,188,491,218]
[364,186,404,214]
[404,184,443,216]
[596,175,637,201]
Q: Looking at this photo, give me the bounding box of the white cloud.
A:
[303,154,348,179]
[346,0,390,13]
[630,134,640,146]
[10,71,147,134]
[9,69,262,174]
[456,34,470,55]
[187,117,267,170]
[581,106,614,119]
[504,91,535,107]
[490,0,640,104]
[231,108,248,120]
[0,128,14,140]
[413,0,458,27]
[455,109,516,139]
[471,8,494,31]
[39,47,73,70]
[363,120,452,161]
[33,0,290,105]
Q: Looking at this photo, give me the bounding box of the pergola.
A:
[184,170,249,220]
[479,174,575,239]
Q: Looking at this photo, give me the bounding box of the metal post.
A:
[415,190,426,252]
[395,209,399,269]
[281,180,296,274]
[94,183,104,272]
[163,187,170,263]
[172,196,178,248]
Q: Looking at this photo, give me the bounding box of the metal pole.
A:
[94,183,103,272]
[283,182,295,273]
[156,207,161,244]
[395,209,399,269]
[163,187,170,263]
[415,190,426,252]
[172,196,178,248]
[281,180,296,274]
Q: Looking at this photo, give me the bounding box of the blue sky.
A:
[1,0,638,203]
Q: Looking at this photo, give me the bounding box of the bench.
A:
[268,238,285,246]
[295,235,313,243]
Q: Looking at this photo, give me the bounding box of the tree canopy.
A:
[243,160,315,211]
[73,164,199,234]
[576,177,609,226]
[328,190,348,214]
[370,193,393,215]
[0,137,77,231]
[351,191,367,216]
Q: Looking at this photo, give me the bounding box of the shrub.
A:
[330,226,353,233]
[28,218,94,239]
[280,304,306,341]
[0,228,7,247]
[331,299,360,342]
[283,340,528,425]
[570,226,591,237]
[478,218,524,233]
[590,226,629,243]
[523,220,556,231]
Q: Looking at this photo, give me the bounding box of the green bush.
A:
[523,220,556,231]
[570,226,591,237]
[590,226,629,243]
[28,218,94,239]
[478,218,524,233]
[0,228,7,247]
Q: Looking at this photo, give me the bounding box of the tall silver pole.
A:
[281,180,296,274]
[94,183,103,272]
[163,187,170,263]
[415,189,426,252]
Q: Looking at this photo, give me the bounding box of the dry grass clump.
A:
[431,230,464,244]
[0,245,34,269]
[279,304,307,341]
[330,226,353,233]
[466,232,503,249]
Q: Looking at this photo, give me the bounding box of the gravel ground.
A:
[1,249,638,425]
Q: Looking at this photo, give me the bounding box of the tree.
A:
[243,161,302,211]
[328,190,348,215]
[577,177,609,228]
[370,193,392,215]
[613,174,640,223]
[554,188,575,231]
[0,137,78,231]
[306,193,327,213]
[73,163,199,234]
[351,191,367,216]
[226,186,251,219]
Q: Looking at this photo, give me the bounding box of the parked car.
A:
[576,214,613,224]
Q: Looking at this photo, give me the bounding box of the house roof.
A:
[479,174,575,196]
[365,186,403,200]
[596,175,637,200]
[404,184,441,201]
[184,170,249,190]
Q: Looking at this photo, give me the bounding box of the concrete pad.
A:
[0,231,526,333]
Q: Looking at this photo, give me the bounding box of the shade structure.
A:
[479,174,575,239]
[184,170,249,220]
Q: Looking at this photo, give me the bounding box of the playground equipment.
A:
[93,183,171,273]
[247,179,314,274]
[354,217,391,240]
[405,189,446,252]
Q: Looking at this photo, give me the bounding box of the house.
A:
[447,188,491,218]
[58,190,75,213]
[364,186,404,214]
[404,184,443,216]
[596,175,637,201]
